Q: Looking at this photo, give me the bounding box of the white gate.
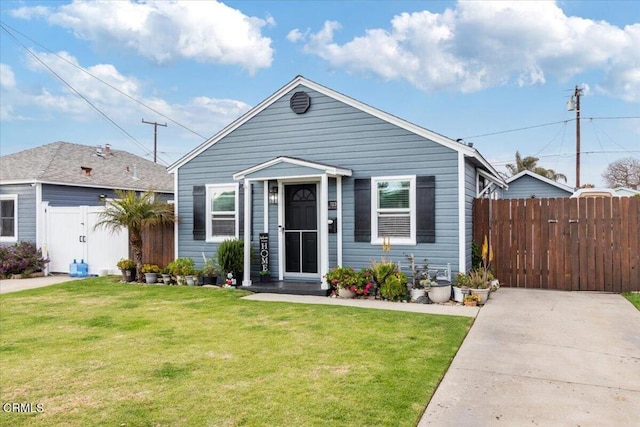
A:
[44,205,128,275]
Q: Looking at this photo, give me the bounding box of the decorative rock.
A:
[415,295,428,304]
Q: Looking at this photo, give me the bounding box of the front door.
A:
[284,184,318,276]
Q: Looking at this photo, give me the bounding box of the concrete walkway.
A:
[242,293,480,318]
[419,288,640,426]
[0,275,79,294]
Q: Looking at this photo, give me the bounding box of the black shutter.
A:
[193,185,206,240]
[354,179,371,242]
[416,176,435,243]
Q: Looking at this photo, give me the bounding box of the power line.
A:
[491,150,640,165]
[0,21,207,141]
[0,23,165,163]
[462,116,639,139]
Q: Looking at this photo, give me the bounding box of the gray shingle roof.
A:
[0,141,173,192]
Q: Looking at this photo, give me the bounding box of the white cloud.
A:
[5,50,251,137]
[295,1,640,101]
[287,28,306,43]
[0,64,16,90]
[9,5,50,19]
[14,0,274,74]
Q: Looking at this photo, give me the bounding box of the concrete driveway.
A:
[0,275,79,294]
[420,288,640,426]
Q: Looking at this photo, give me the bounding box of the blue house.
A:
[0,141,173,274]
[168,76,506,290]
[503,170,573,199]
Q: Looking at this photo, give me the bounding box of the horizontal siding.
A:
[503,175,572,199]
[43,185,120,207]
[0,184,36,244]
[465,161,476,272]
[177,85,462,273]
[42,184,173,206]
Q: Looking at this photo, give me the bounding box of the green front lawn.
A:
[0,278,471,426]
[623,292,640,310]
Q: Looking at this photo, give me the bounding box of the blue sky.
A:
[1,0,638,188]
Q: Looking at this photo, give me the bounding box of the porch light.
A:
[269,184,278,205]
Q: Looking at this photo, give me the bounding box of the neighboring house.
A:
[0,141,173,274]
[503,170,574,199]
[571,187,640,198]
[168,76,506,289]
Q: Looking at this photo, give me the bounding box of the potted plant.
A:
[193,269,204,286]
[416,276,437,302]
[141,264,161,284]
[218,239,245,284]
[404,253,430,302]
[117,258,136,282]
[354,268,375,297]
[167,258,195,285]
[324,266,360,298]
[463,293,481,307]
[370,258,398,299]
[202,257,218,285]
[468,267,491,305]
[379,271,408,301]
[161,267,172,284]
[427,278,452,303]
[452,272,471,303]
[259,269,271,283]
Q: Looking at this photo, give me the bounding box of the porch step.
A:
[239,280,330,297]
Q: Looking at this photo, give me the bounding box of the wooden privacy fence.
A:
[473,197,640,292]
[131,223,174,268]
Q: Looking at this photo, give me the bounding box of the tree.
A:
[94,190,176,282]
[505,151,540,176]
[534,167,567,183]
[602,157,640,189]
[505,151,568,182]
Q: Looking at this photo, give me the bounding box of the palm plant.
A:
[505,151,540,176]
[94,190,176,282]
[506,151,568,182]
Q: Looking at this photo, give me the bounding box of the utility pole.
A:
[567,86,582,188]
[142,119,167,163]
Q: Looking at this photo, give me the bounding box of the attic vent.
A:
[81,166,92,176]
[290,91,311,114]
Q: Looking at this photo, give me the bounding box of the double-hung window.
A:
[206,184,239,242]
[0,194,18,242]
[372,176,416,245]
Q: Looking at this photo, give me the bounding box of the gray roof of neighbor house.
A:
[0,141,173,192]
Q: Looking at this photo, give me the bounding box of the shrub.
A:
[117,258,135,270]
[0,242,48,278]
[324,266,359,290]
[379,272,408,301]
[141,264,161,274]
[202,257,218,276]
[218,239,244,276]
[167,258,195,277]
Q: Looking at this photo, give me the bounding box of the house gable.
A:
[234,157,352,181]
[504,170,573,199]
[169,75,504,185]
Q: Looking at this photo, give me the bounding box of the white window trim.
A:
[371,175,416,246]
[0,194,18,243]
[205,183,240,243]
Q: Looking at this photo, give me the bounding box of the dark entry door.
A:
[284,184,318,275]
